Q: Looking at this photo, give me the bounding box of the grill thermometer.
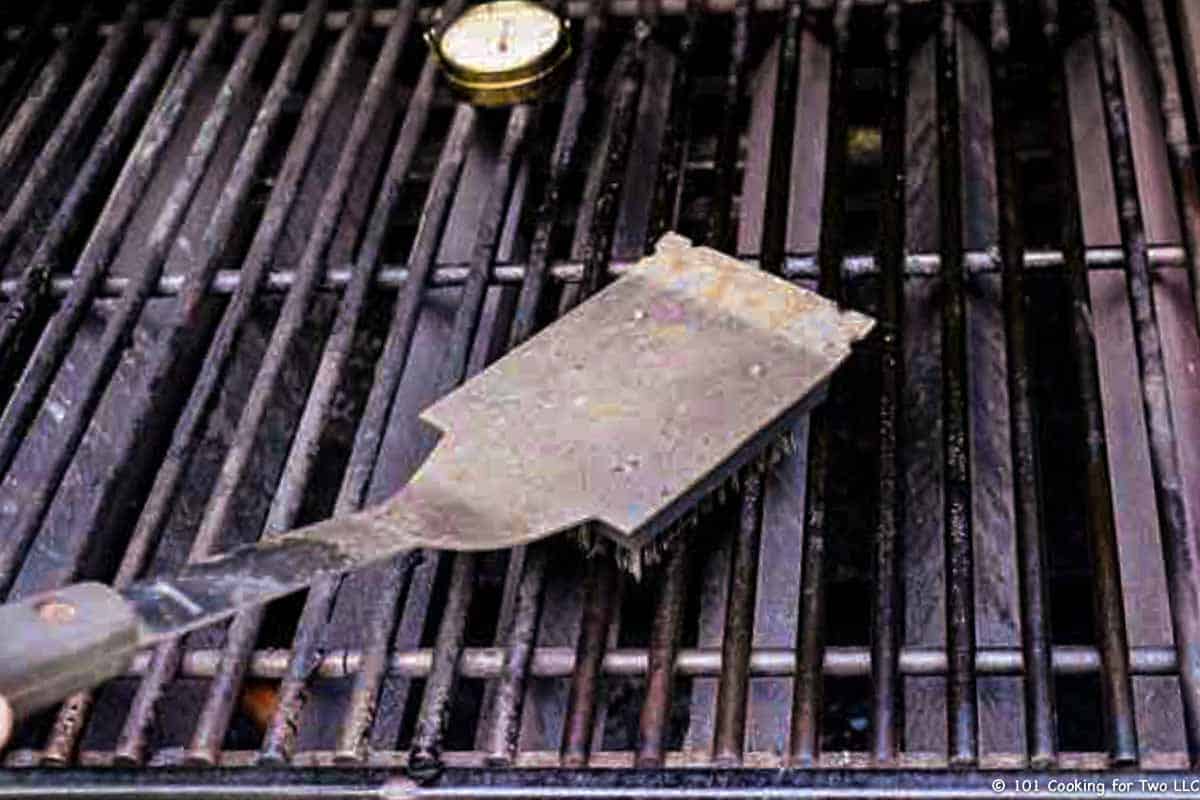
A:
[427,0,573,106]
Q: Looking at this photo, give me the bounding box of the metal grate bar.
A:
[6,245,1195,301]
[0,0,232,491]
[305,72,471,766]
[0,0,260,601]
[935,0,978,766]
[751,0,828,755]
[961,2,1022,762]
[478,1,604,767]
[0,7,99,202]
[0,4,57,130]
[633,0,701,767]
[108,0,376,765]
[557,18,649,769]
[87,643,1197,680]
[408,100,534,776]
[0,4,138,266]
[713,0,808,768]
[1140,0,1200,334]
[711,473,763,764]
[40,0,351,766]
[898,10,945,761]
[1089,0,1200,766]
[560,553,620,765]
[788,0,852,767]
[0,0,185,389]
[869,0,903,765]
[1042,2,1140,765]
[180,1,382,767]
[682,0,748,754]
[990,0,1055,769]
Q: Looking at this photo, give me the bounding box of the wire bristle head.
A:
[590,428,799,579]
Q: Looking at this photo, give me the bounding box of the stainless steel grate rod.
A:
[113,644,1186,680]
[1,245,1188,300]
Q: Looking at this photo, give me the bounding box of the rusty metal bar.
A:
[482,540,550,765]
[712,0,803,767]
[5,245,1193,302]
[1089,0,1200,765]
[408,553,479,779]
[1041,0,1139,765]
[632,0,701,769]
[560,549,620,767]
[111,0,403,764]
[935,0,977,766]
[0,0,184,390]
[0,3,56,131]
[258,90,473,763]
[36,7,260,766]
[643,0,698,247]
[329,101,484,768]
[0,0,231,486]
[405,102,535,777]
[1139,0,1200,335]
[0,2,140,267]
[480,3,603,768]
[179,1,389,767]
[635,544,692,768]
[711,474,764,765]
[758,0,803,279]
[870,0,904,765]
[990,1,1056,768]
[0,0,265,600]
[558,27,649,768]
[789,0,852,767]
[0,7,98,195]
[708,0,749,253]
[324,104,475,769]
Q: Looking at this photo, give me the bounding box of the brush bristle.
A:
[569,429,800,579]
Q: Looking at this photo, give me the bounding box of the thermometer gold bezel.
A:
[427,1,573,107]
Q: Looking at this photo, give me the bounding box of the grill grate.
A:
[1,0,1200,794]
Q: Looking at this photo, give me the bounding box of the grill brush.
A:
[0,234,873,738]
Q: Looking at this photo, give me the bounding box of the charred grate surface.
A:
[2,0,1200,792]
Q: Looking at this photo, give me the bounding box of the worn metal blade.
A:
[125,233,874,641]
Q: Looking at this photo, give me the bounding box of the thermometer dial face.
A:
[439,1,565,77]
